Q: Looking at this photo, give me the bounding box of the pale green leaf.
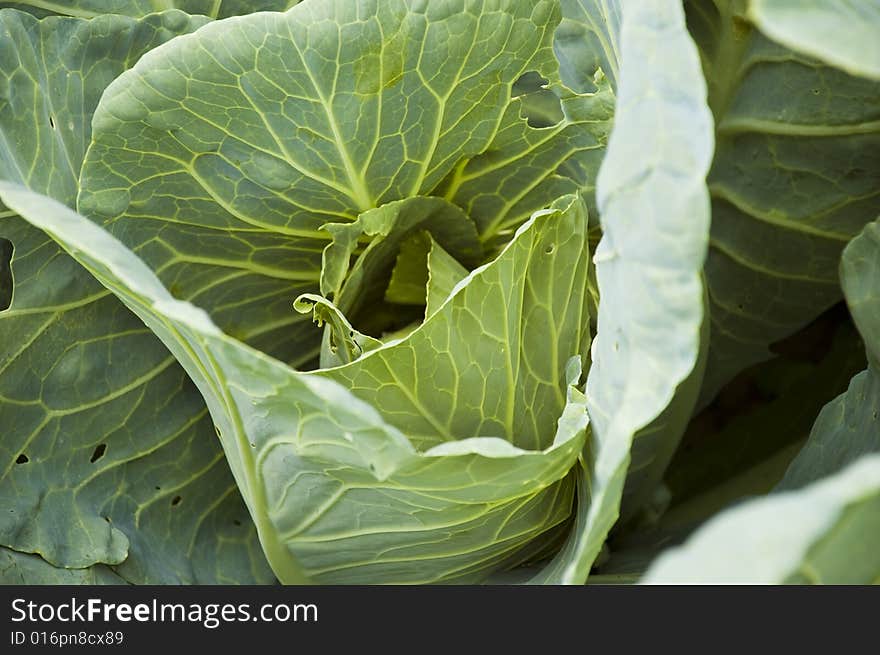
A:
[530,0,712,583]
[293,293,382,369]
[384,233,433,307]
[749,0,880,81]
[426,237,468,318]
[0,9,271,583]
[550,0,711,523]
[382,228,471,318]
[643,454,880,584]
[2,183,592,584]
[322,195,592,453]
